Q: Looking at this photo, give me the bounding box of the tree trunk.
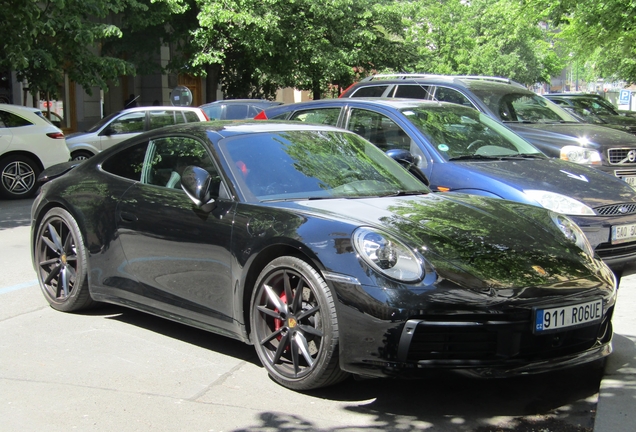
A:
[205,64,221,102]
[312,79,321,100]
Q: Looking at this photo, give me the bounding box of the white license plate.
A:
[534,300,603,333]
[623,176,636,186]
[612,223,636,244]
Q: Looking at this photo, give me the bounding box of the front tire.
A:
[250,256,348,390]
[0,155,41,199]
[34,208,94,312]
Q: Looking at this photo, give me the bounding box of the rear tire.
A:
[70,150,94,161]
[0,155,41,199]
[34,208,94,312]
[250,256,349,390]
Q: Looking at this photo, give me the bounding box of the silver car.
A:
[65,106,208,160]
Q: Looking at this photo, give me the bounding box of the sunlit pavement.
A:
[594,274,636,431]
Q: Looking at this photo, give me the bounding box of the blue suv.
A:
[340,74,636,187]
[258,98,636,280]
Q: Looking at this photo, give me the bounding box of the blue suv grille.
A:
[595,203,636,216]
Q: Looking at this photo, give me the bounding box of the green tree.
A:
[528,0,636,83]
[159,0,411,99]
[402,0,563,84]
[0,0,139,99]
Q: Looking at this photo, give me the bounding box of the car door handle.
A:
[119,211,138,223]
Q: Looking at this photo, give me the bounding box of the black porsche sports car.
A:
[31,121,616,390]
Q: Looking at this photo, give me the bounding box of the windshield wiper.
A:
[378,190,428,197]
[499,153,546,160]
[448,154,503,161]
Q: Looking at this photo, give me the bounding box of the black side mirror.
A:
[181,165,216,209]
[385,149,430,186]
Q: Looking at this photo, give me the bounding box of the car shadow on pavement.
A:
[80,304,603,432]
[235,364,601,431]
[88,304,261,366]
[0,198,33,229]
[595,333,636,430]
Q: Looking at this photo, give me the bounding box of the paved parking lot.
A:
[1,197,634,431]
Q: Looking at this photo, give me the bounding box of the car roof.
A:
[350,74,527,90]
[268,97,449,111]
[118,105,202,114]
[147,120,346,138]
[201,99,281,105]
[545,94,602,98]
[0,103,43,114]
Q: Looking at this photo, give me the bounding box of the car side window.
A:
[289,108,341,126]
[394,85,432,99]
[225,104,248,119]
[101,142,149,181]
[184,111,200,122]
[105,111,146,135]
[551,99,569,106]
[347,109,411,152]
[434,87,473,107]
[148,110,179,130]
[203,105,222,120]
[140,136,218,190]
[349,85,389,97]
[0,110,33,127]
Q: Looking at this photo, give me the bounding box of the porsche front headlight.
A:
[550,212,595,256]
[560,145,601,165]
[352,227,424,282]
[525,190,596,216]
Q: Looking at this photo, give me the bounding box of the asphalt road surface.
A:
[1,197,632,432]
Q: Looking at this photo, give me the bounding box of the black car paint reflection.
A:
[31,121,616,390]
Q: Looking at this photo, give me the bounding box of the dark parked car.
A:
[258,98,636,279]
[545,93,636,135]
[32,121,615,390]
[340,74,636,186]
[199,99,282,120]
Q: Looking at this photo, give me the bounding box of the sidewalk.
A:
[594,274,636,431]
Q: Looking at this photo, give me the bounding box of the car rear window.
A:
[349,85,389,97]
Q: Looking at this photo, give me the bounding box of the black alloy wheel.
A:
[250,256,348,390]
[34,208,93,312]
[0,155,40,199]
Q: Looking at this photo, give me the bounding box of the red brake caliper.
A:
[274,292,287,340]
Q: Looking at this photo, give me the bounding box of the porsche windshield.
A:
[400,104,545,161]
[219,130,429,201]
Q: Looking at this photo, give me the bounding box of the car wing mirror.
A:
[385,149,430,186]
[181,165,217,209]
[386,148,415,167]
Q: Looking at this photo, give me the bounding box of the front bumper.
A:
[332,280,615,379]
[572,213,636,277]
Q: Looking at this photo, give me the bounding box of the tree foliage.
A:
[527,0,636,83]
[0,0,139,97]
[162,0,412,99]
[5,0,633,101]
[402,0,564,85]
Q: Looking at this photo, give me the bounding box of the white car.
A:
[65,106,208,161]
[0,104,71,199]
